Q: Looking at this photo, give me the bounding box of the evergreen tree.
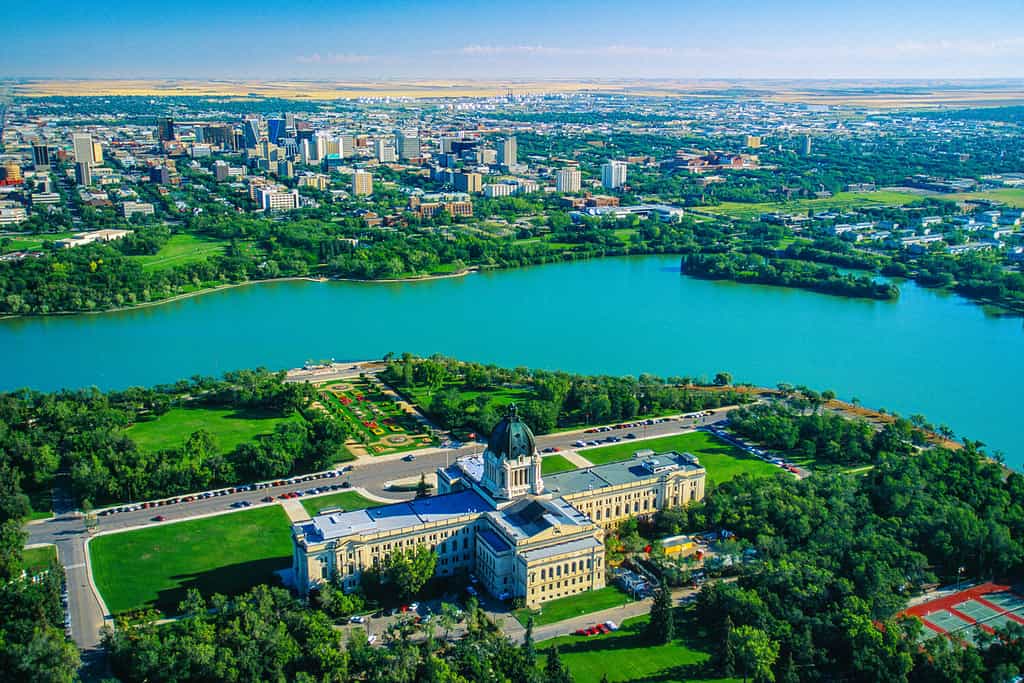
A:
[544,646,573,683]
[645,578,675,644]
[522,616,536,667]
[722,615,736,676]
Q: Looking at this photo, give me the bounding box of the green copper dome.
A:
[487,404,536,460]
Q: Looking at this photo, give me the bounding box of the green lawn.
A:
[537,610,736,683]
[125,406,302,454]
[541,454,578,475]
[698,190,920,220]
[23,545,57,573]
[90,505,293,615]
[514,586,631,626]
[300,491,384,517]
[132,233,228,271]
[1,232,76,254]
[580,431,780,484]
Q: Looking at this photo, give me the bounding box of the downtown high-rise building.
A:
[395,128,420,160]
[157,117,175,141]
[74,161,91,186]
[243,118,262,148]
[72,133,94,165]
[555,168,581,193]
[32,144,51,169]
[267,118,288,144]
[601,160,627,189]
[375,138,397,163]
[497,136,517,167]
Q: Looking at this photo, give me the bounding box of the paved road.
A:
[25,405,735,658]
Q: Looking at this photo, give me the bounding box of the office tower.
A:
[300,139,315,165]
[2,161,22,182]
[92,142,104,164]
[157,117,176,141]
[395,128,420,160]
[375,138,397,163]
[479,148,497,165]
[74,161,92,186]
[352,170,373,196]
[72,133,94,165]
[497,136,517,167]
[203,124,235,150]
[150,166,170,184]
[284,112,296,132]
[439,137,456,154]
[277,160,294,179]
[267,118,288,144]
[745,135,762,149]
[243,118,261,148]
[280,138,299,158]
[555,169,582,193]
[213,160,230,181]
[601,160,627,189]
[454,172,482,193]
[802,135,812,156]
[32,144,50,169]
[257,187,300,212]
[339,134,355,159]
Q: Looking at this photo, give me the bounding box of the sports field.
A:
[90,505,292,615]
[125,406,302,454]
[1,232,76,254]
[946,188,1024,208]
[536,610,735,683]
[580,431,779,483]
[132,234,229,271]
[300,491,384,516]
[697,190,920,220]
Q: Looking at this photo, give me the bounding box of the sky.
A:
[3,0,1023,80]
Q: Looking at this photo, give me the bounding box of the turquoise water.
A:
[2,255,1021,468]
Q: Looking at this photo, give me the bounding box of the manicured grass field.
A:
[698,190,920,220]
[132,233,228,271]
[23,545,57,573]
[300,491,385,517]
[90,505,293,615]
[514,586,630,626]
[125,406,301,454]
[580,431,779,484]
[1,232,76,254]
[537,611,735,683]
[541,454,578,475]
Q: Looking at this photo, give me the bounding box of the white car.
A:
[350,615,365,624]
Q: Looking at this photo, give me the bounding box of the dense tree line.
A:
[382,354,752,436]
[0,467,79,681]
[0,369,347,508]
[105,585,557,683]
[682,252,900,300]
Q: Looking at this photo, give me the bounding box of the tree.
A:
[730,625,779,683]
[543,646,572,683]
[383,545,437,602]
[416,473,430,499]
[522,616,536,667]
[714,372,733,387]
[645,578,675,644]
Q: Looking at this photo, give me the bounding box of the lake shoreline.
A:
[0,268,479,320]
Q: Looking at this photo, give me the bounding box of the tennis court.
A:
[983,591,1024,613]
[955,599,1003,623]
[922,610,972,635]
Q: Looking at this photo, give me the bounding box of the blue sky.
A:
[3,0,1023,79]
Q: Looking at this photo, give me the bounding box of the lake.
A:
[2,255,1021,468]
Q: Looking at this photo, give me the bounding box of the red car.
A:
[151,515,166,522]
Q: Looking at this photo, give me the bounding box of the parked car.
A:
[151,515,166,522]
[350,615,366,624]
[403,454,416,462]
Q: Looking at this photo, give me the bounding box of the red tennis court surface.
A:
[899,582,1024,644]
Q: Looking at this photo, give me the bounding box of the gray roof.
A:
[300,489,491,543]
[544,451,702,496]
[489,495,590,542]
[519,535,603,563]
[477,528,512,554]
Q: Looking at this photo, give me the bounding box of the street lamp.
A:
[956,565,965,592]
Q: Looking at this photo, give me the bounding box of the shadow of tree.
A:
[148,556,290,615]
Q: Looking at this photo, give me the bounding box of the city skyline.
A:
[4,0,1023,80]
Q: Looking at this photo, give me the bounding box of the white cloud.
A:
[295,53,373,64]
[455,44,706,58]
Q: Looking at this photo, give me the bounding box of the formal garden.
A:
[313,378,434,456]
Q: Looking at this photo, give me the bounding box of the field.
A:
[697,190,920,220]
[23,546,57,573]
[131,234,228,271]
[515,586,630,627]
[125,406,302,454]
[0,232,76,254]
[946,188,1024,208]
[316,379,432,456]
[537,610,735,683]
[541,454,578,475]
[89,505,292,615]
[580,431,780,484]
[300,491,384,517]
